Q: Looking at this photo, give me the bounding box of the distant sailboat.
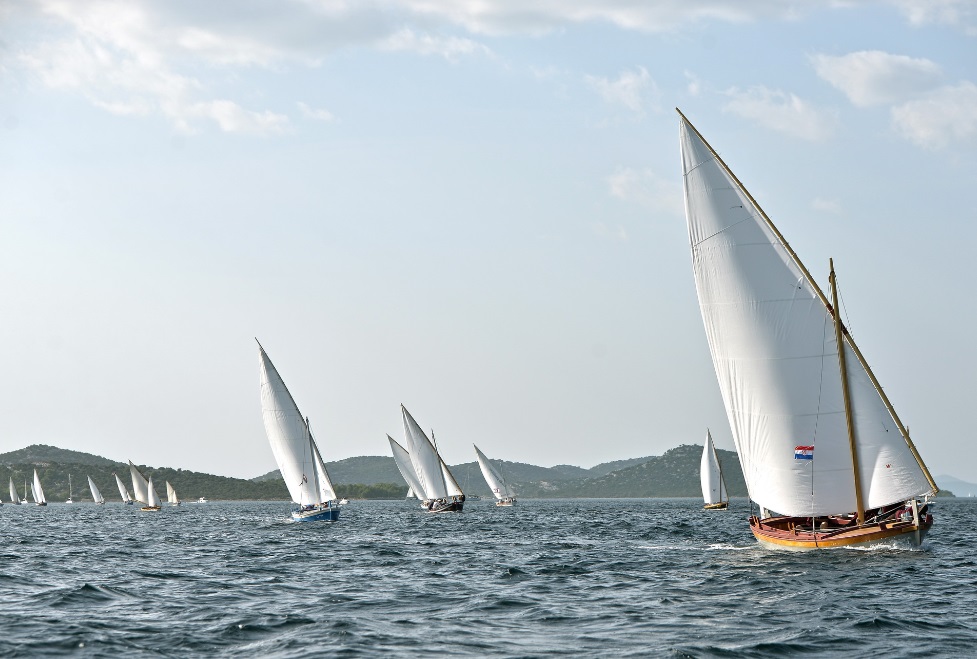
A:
[129,461,161,511]
[24,478,31,504]
[114,473,134,505]
[400,405,464,513]
[9,477,21,505]
[678,109,936,549]
[33,469,47,506]
[388,434,429,509]
[197,497,208,504]
[88,476,105,505]
[166,481,181,507]
[66,474,74,504]
[474,444,516,506]
[257,341,340,522]
[700,430,728,510]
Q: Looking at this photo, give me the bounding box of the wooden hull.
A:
[428,500,464,513]
[140,506,161,512]
[703,501,728,510]
[750,511,933,551]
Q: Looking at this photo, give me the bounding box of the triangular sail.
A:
[310,435,337,503]
[166,481,180,504]
[9,477,20,504]
[258,344,319,506]
[88,476,105,504]
[147,477,162,507]
[474,444,511,500]
[679,112,935,516]
[388,435,426,498]
[114,473,132,503]
[33,469,46,504]
[441,459,464,497]
[400,405,448,500]
[700,431,727,505]
[128,461,150,504]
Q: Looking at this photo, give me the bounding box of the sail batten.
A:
[679,111,933,516]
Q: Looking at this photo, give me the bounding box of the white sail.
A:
[9,477,20,504]
[473,444,512,500]
[388,435,426,498]
[166,481,180,505]
[700,431,727,505]
[679,114,935,516]
[114,473,132,503]
[33,469,46,504]
[88,476,105,504]
[441,460,464,497]
[311,437,337,503]
[258,344,319,506]
[128,461,150,505]
[401,405,449,500]
[146,477,162,508]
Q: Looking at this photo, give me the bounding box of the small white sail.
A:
[406,486,416,499]
[114,473,133,503]
[33,469,46,505]
[388,435,426,499]
[700,430,728,506]
[401,405,449,501]
[166,481,180,505]
[88,476,105,504]
[9,477,20,504]
[146,477,162,508]
[258,344,319,506]
[128,461,150,505]
[473,444,512,500]
[441,459,464,498]
[310,436,337,503]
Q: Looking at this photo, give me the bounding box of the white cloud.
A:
[723,86,837,140]
[812,51,943,107]
[887,0,977,34]
[891,82,977,148]
[607,167,683,217]
[586,67,658,113]
[379,27,491,61]
[297,102,336,122]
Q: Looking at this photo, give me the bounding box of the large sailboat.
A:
[32,469,47,506]
[129,461,162,511]
[678,109,936,549]
[473,444,516,506]
[9,477,21,505]
[400,405,464,513]
[114,473,134,505]
[166,481,181,507]
[388,435,429,509]
[700,430,728,510]
[88,476,106,505]
[257,341,340,522]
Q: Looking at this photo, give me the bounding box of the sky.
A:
[1,0,975,482]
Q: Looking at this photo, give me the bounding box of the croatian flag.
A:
[794,445,814,460]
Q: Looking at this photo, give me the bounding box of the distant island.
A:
[0,443,960,501]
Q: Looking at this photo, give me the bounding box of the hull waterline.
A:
[292,505,340,522]
[703,501,728,510]
[750,513,933,551]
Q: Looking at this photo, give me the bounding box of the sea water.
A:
[0,498,974,657]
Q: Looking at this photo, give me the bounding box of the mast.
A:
[676,107,937,496]
[831,259,865,524]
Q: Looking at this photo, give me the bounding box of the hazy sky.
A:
[2,1,975,481]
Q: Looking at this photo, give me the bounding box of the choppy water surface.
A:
[1,498,975,657]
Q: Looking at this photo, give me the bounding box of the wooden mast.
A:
[830,259,865,525]
[675,107,938,496]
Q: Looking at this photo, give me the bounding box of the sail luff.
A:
[388,435,426,498]
[88,476,104,504]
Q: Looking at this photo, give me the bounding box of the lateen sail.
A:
[114,473,132,503]
[88,476,105,504]
[129,461,150,505]
[388,435,426,498]
[473,444,511,500]
[9,477,20,504]
[146,477,162,508]
[258,345,319,506]
[166,481,180,505]
[700,430,727,505]
[400,405,449,500]
[679,114,934,516]
[33,469,46,505]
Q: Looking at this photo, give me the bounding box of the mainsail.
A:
[388,435,426,498]
[129,461,150,504]
[400,405,449,500]
[9,477,20,504]
[166,481,180,505]
[33,469,46,505]
[473,444,512,500]
[679,111,935,516]
[146,477,162,508]
[114,473,133,503]
[257,343,323,506]
[700,430,727,506]
[88,476,105,504]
